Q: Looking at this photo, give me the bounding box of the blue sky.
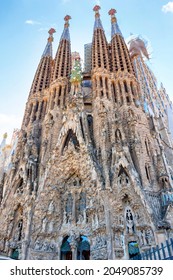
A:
[0,0,173,143]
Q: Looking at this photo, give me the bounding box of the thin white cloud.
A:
[162,2,173,13]
[25,19,41,25]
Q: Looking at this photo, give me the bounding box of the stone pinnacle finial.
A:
[93,5,103,30]
[109,8,122,38]
[60,15,71,42]
[48,28,56,43]
[93,5,101,18]
[48,28,56,36]
[108,8,117,23]
[64,15,71,28]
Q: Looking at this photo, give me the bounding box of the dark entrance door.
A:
[128,241,140,259]
[11,248,19,260]
[61,236,72,260]
[77,236,90,260]
[65,251,72,260]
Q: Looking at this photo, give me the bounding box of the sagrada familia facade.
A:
[0,6,173,260]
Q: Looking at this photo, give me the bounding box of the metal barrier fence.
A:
[130,238,173,260]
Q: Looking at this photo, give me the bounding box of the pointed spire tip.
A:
[63,15,71,30]
[93,5,101,12]
[93,5,103,29]
[93,5,101,18]
[64,15,71,22]
[48,28,56,35]
[109,8,117,23]
[60,15,71,41]
[108,8,117,16]
[109,8,123,38]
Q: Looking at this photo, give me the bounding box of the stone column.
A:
[55,86,59,105]
[120,81,126,105]
[37,101,42,120]
[115,83,120,104]
[103,199,113,259]
[134,84,139,100]
[127,83,133,103]
[22,207,34,259]
[96,76,100,98]
[30,103,36,123]
[71,244,77,260]
[107,80,112,100]
[42,100,47,116]
[72,191,76,223]
[24,104,32,126]
[61,85,65,108]
[48,90,54,110]
[92,78,96,98]
[102,77,106,97]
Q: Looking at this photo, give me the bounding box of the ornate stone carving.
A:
[125,208,135,234]
[34,240,55,253]
[115,232,124,248]
[0,10,172,261]
[42,217,47,232]
[48,201,55,214]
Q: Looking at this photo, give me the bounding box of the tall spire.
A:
[29,29,55,95]
[92,6,110,70]
[109,9,134,74]
[52,15,72,81]
[108,9,122,38]
[93,5,103,30]
[109,9,139,106]
[42,28,56,57]
[60,15,71,41]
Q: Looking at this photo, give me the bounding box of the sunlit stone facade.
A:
[0,6,173,260]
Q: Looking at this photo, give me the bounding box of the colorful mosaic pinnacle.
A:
[93,5,101,12]
[64,15,71,28]
[48,28,56,35]
[47,28,56,43]
[109,8,117,23]
[108,8,117,16]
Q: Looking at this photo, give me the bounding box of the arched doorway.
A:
[77,236,90,260]
[60,236,72,260]
[128,241,140,259]
[11,248,19,260]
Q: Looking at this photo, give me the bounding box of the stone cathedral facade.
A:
[0,6,173,260]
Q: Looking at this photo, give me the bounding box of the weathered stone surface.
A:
[0,7,173,260]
